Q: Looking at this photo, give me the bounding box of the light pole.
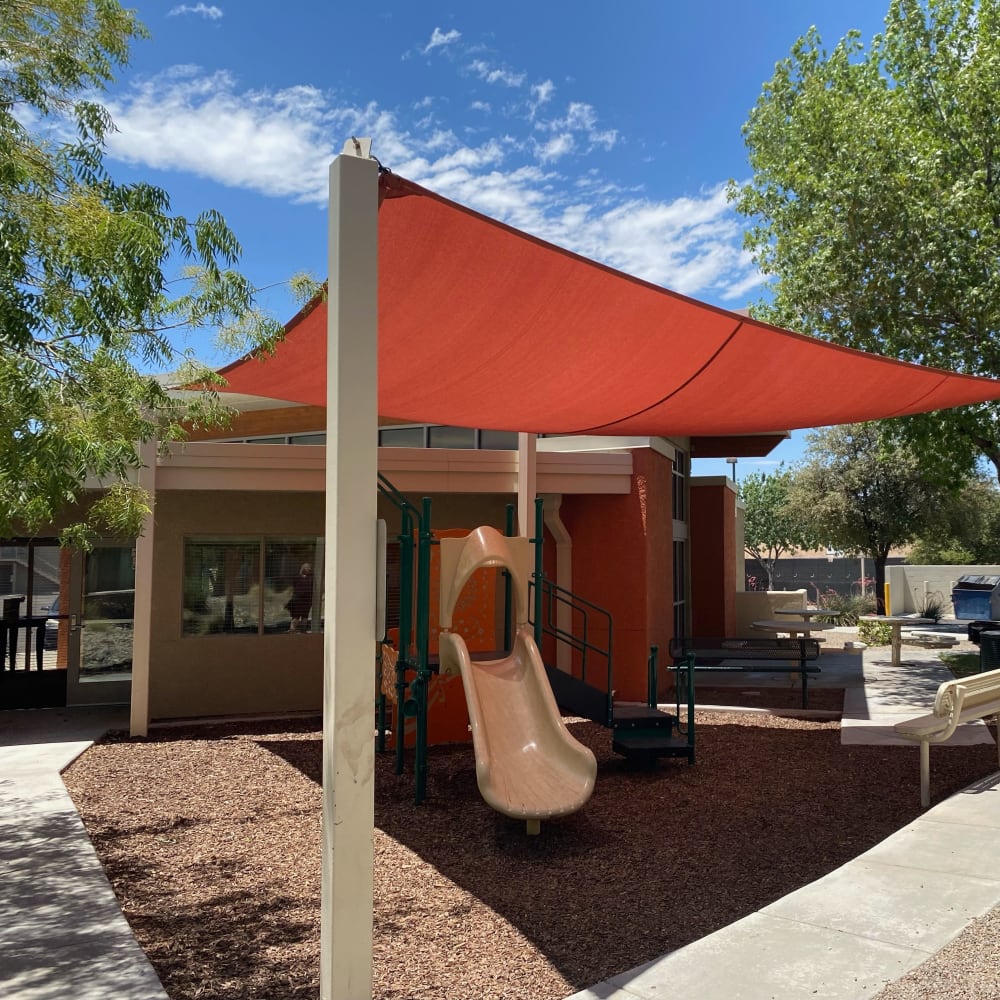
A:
[726,457,738,482]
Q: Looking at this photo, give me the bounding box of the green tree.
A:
[908,476,1000,563]
[786,423,956,611]
[731,0,1000,482]
[740,468,818,589]
[1,1,316,546]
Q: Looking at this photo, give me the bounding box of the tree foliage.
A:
[909,475,1000,563]
[786,423,956,611]
[1,1,317,545]
[731,0,1000,481]
[739,469,818,589]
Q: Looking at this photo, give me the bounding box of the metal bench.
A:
[669,637,822,709]
[894,668,1000,806]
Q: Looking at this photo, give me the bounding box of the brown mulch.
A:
[63,713,999,1000]
[692,685,844,711]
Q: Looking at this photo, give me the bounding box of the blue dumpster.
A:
[952,575,1000,620]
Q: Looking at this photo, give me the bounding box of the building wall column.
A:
[689,477,738,636]
[129,436,156,737]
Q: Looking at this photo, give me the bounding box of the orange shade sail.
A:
[219,174,1000,435]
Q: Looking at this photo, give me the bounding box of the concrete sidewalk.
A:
[0,706,168,1000]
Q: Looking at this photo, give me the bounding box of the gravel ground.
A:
[872,904,1000,1000]
[62,703,999,1000]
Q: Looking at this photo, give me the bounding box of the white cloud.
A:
[101,66,759,299]
[538,101,618,152]
[537,133,574,163]
[467,59,525,88]
[469,100,492,113]
[104,69,341,203]
[422,27,461,54]
[531,80,555,110]
[168,3,223,19]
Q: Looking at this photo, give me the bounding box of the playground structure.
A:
[438,527,596,834]
[375,474,696,822]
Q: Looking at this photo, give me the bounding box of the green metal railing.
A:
[675,652,696,748]
[376,474,434,804]
[647,645,658,708]
[529,574,615,726]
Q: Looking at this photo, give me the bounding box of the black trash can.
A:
[980,631,1000,673]
[968,620,1000,644]
[952,575,1000,620]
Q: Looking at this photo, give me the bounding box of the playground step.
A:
[612,704,677,730]
[612,728,695,765]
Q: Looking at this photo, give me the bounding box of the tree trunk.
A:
[873,547,891,614]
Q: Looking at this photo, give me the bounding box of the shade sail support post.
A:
[320,142,378,1000]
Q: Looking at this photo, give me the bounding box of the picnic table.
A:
[773,608,842,622]
[858,615,933,668]
[752,618,841,641]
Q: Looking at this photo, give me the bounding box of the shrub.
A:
[816,589,876,627]
[915,590,948,621]
[858,619,893,645]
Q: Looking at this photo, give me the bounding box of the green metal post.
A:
[647,645,658,708]
[394,506,413,776]
[413,497,433,805]
[532,497,544,648]
[375,645,387,753]
[503,503,514,649]
[687,652,696,762]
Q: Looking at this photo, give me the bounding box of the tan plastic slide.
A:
[438,528,597,833]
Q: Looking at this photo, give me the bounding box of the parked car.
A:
[43,596,60,650]
[84,589,135,622]
[43,590,135,650]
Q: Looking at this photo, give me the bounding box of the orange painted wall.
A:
[635,449,675,698]
[689,479,737,635]
[560,448,674,702]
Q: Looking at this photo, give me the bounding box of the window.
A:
[427,425,476,449]
[378,425,427,448]
[673,539,687,640]
[183,536,324,635]
[479,429,519,450]
[672,449,688,521]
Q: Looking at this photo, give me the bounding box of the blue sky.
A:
[99,1,892,477]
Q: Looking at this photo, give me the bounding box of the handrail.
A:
[528,575,614,726]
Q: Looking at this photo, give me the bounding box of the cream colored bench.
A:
[894,668,1000,806]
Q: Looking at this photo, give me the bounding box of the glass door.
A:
[0,538,67,709]
[65,543,135,706]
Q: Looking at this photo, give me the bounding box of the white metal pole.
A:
[321,145,379,1000]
